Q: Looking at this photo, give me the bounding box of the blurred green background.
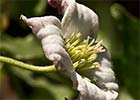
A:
[0,0,139,100]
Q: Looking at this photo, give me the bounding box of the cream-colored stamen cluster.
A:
[65,33,105,71]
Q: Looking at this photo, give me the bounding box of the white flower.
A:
[20,0,119,99]
[48,0,98,39]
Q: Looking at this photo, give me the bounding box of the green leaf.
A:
[110,4,139,100]
[118,88,135,100]
[34,0,47,16]
[0,33,44,59]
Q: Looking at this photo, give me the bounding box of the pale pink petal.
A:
[70,48,119,100]
[62,0,99,39]
[48,0,99,39]
[20,15,62,33]
[20,15,74,75]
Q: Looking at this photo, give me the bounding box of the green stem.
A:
[0,56,56,73]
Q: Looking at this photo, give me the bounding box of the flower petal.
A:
[48,0,99,39]
[70,47,119,100]
[20,15,74,75]
[86,47,119,91]
[20,15,62,34]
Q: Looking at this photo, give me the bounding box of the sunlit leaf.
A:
[0,33,43,59]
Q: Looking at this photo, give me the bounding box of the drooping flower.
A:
[20,0,119,99]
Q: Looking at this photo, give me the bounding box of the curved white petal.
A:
[20,15,74,75]
[41,26,74,74]
[86,48,119,91]
[20,15,62,34]
[61,0,99,39]
[70,48,119,100]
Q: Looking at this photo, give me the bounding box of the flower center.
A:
[65,33,105,71]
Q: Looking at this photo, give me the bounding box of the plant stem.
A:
[0,56,56,73]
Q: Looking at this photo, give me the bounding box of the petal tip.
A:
[20,15,27,21]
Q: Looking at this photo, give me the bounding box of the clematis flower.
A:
[20,0,119,100]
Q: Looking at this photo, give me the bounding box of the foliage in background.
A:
[110,4,139,100]
[0,0,139,100]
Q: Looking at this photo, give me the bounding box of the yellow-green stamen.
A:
[65,33,105,71]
